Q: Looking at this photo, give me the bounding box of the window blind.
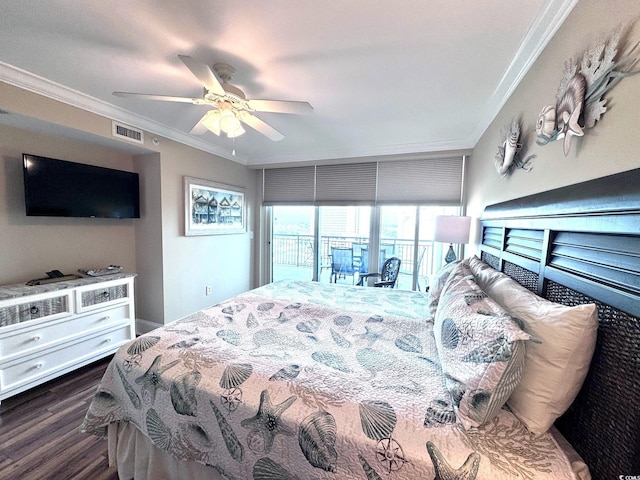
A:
[263,166,315,204]
[263,156,465,205]
[376,157,464,205]
[315,162,377,204]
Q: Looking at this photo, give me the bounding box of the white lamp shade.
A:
[219,110,240,133]
[434,215,471,244]
[226,124,246,138]
[202,110,221,136]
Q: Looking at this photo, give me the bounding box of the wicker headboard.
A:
[479,168,640,480]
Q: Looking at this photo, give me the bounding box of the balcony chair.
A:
[358,248,387,275]
[357,257,401,288]
[352,242,367,273]
[330,247,357,283]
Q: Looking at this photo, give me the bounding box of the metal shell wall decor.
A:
[494,118,535,177]
[536,22,640,156]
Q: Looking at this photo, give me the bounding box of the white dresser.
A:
[0,274,135,404]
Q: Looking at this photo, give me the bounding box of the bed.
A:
[81,168,640,480]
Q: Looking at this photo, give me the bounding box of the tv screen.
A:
[23,154,140,218]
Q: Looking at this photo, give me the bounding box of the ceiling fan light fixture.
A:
[202,110,221,136]
[226,124,246,138]
[219,109,244,137]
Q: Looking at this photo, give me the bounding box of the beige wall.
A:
[155,137,256,324]
[0,84,257,328]
[466,0,640,247]
[0,124,137,284]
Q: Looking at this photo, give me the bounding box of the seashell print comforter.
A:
[81,280,582,479]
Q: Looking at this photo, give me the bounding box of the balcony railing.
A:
[272,233,437,289]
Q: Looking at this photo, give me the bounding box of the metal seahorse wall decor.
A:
[536,21,640,156]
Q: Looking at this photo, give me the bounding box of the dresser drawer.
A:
[0,304,131,361]
[0,291,73,328]
[75,279,132,313]
[0,324,132,394]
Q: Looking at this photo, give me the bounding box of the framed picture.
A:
[184,176,246,236]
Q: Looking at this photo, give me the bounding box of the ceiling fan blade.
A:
[191,110,222,136]
[237,112,284,141]
[189,113,211,135]
[178,55,225,96]
[247,99,313,115]
[113,92,200,103]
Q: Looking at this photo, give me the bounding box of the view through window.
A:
[271,205,460,290]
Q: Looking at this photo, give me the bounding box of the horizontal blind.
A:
[262,157,464,205]
[315,162,377,204]
[263,166,315,204]
[377,157,463,205]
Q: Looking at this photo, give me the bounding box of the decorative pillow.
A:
[434,264,531,429]
[427,260,468,317]
[467,255,598,434]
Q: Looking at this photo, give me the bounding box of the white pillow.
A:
[434,263,530,429]
[468,255,598,434]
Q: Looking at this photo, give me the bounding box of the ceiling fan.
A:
[113,55,313,141]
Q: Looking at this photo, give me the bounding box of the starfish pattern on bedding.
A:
[426,441,480,480]
[134,354,180,404]
[241,389,297,453]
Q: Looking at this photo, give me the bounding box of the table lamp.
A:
[434,215,472,263]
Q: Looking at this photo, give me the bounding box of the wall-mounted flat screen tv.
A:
[23,154,140,218]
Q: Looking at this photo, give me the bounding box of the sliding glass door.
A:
[318,206,371,284]
[271,206,315,282]
[270,205,460,289]
[379,206,417,290]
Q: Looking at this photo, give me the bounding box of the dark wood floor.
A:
[0,356,119,480]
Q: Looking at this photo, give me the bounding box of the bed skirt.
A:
[108,422,225,480]
[107,421,589,480]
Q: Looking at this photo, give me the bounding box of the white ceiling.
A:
[0,1,576,167]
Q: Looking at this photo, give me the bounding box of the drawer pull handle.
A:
[30,306,40,315]
[101,316,111,321]
[33,335,41,342]
[35,362,44,369]
[105,337,112,343]
[102,291,110,300]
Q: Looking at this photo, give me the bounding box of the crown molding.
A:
[247,137,473,167]
[0,61,247,164]
[468,0,579,145]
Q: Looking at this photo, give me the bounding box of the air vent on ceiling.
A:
[112,121,144,144]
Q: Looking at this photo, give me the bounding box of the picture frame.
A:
[184,176,246,236]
